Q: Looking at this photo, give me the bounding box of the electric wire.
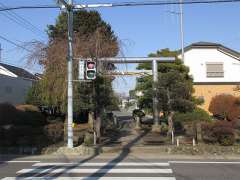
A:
[0,11,45,39]
[0,5,60,12]
[0,0,240,12]
[0,2,47,38]
[0,35,33,53]
[110,0,240,7]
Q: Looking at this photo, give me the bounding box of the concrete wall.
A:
[182,48,240,83]
[0,75,33,105]
[194,84,240,112]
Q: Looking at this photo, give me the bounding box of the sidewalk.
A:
[2,151,240,162]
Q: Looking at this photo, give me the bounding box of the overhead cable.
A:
[0,35,33,53]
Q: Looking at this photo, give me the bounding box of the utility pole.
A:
[57,0,74,148]
[67,0,74,148]
[180,0,185,62]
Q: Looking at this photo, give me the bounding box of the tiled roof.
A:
[182,42,240,59]
[0,63,37,80]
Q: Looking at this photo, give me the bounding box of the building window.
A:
[5,86,12,94]
[206,63,224,78]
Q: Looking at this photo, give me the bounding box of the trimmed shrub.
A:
[0,127,17,146]
[160,123,169,135]
[15,111,46,126]
[132,109,145,118]
[209,94,240,121]
[202,121,235,146]
[16,104,40,112]
[0,103,19,125]
[0,103,46,127]
[174,108,211,138]
[15,105,46,126]
[173,120,184,134]
[212,121,235,146]
[201,122,217,143]
[173,108,211,123]
[0,126,45,147]
[84,132,94,146]
[44,122,64,143]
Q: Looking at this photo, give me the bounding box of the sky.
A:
[1,0,240,95]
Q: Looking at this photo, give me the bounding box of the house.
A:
[178,42,240,112]
[0,63,37,105]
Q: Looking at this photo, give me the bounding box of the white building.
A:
[178,42,240,111]
[0,63,37,105]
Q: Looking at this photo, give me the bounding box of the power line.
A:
[109,0,240,8]
[0,0,239,12]
[0,11,44,38]
[0,35,33,53]
[0,5,59,12]
[0,2,47,38]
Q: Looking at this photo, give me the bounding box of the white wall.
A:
[180,48,240,82]
[0,75,33,105]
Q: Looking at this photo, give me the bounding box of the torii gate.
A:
[80,57,175,131]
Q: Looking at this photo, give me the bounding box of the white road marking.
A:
[33,162,170,167]
[2,161,176,180]
[169,161,240,164]
[2,177,176,180]
[17,168,173,174]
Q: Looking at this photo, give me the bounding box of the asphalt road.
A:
[1,157,240,180]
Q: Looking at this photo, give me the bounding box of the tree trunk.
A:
[168,111,175,144]
[95,111,101,143]
[196,122,202,142]
[88,111,94,130]
[135,116,141,130]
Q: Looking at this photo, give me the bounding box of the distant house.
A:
[178,42,240,111]
[0,63,37,105]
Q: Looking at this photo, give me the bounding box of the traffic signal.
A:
[86,60,97,80]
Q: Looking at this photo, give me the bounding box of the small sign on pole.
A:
[79,60,85,80]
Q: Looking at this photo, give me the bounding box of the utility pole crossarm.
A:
[57,0,69,9]
[57,0,68,6]
[74,4,113,9]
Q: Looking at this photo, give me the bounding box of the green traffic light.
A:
[87,70,96,79]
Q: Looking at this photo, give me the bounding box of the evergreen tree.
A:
[27,10,119,114]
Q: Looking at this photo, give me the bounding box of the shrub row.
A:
[0,122,64,147]
[0,103,46,126]
[202,121,235,146]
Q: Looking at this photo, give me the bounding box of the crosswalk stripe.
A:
[17,168,173,174]
[33,162,170,167]
[169,161,240,164]
[0,161,41,163]
[2,177,176,180]
[2,161,176,180]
